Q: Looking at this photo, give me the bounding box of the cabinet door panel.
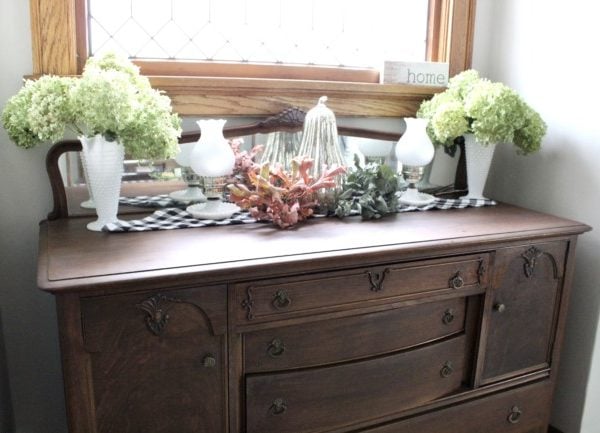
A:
[81,285,227,433]
[482,242,567,383]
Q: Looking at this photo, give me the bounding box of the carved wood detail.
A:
[367,269,390,292]
[136,294,182,336]
[477,258,486,284]
[522,246,559,279]
[241,287,255,321]
[136,293,216,336]
[261,107,306,131]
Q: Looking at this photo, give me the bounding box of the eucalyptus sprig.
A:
[335,156,399,220]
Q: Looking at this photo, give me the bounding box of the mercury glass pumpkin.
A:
[297,96,346,179]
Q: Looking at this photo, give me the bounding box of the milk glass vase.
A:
[79,134,125,231]
[462,133,497,200]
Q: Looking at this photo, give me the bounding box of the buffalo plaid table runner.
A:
[103,198,496,232]
[119,194,178,208]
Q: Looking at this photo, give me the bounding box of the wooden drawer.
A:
[245,334,469,433]
[244,297,467,373]
[364,380,553,433]
[236,254,488,324]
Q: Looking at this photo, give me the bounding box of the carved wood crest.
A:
[136,294,182,336]
[136,293,217,336]
[259,107,306,131]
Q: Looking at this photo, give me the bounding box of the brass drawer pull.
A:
[440,361,454,378]
[202,354,216,368]
[442,309,455,325]
[494,303,506,313]
[449,272,464,289]
[270,398,288,415]
[267,338,286,358]
[272,290,292,310]
[507,405,522,424]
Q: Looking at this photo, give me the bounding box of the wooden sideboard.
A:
[37,204,590,433]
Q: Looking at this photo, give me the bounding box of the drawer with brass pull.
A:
[244,297,468,373]
[235,254,489,324]
[363,380,553,433]
[245,334,470,433]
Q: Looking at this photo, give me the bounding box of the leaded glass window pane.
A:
[88,0,429,68]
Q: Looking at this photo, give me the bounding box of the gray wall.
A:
[0,0,68,431]
[473,1,600,432]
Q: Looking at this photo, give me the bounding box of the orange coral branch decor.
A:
[228,157,346,229]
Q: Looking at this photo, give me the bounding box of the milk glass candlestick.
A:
[170,141,206,204]
[188,119,239,219]
[395,118,436,206]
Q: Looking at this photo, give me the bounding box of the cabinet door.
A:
[482,242,567,383]
[81,285,227,433]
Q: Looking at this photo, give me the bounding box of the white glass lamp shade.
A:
[356,138,394,158]
[190,119,235,177]
[395,118,435,167]
[174,141,195,167]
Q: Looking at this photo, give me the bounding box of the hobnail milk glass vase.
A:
[79,152,95,209]
[80,134,125,231]
[462,133,497,200]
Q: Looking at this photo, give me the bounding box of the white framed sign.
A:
[382,61,449,86]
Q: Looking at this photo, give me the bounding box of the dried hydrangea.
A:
[430,100,469,144]
[1,52,181,160]
[83,51,151,90]
[513,105,546,155]
[70,69,140,142]
[417,69,546,154]
[447,69,482,99]
[2,80,40,149]
[117,88,181,160]
[464,81,526,145]
[2,76,75,148]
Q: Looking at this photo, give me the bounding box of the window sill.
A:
[148,76,444,117]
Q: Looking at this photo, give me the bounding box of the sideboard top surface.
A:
[38,203,590,293]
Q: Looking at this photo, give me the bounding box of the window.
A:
[87,1,428,71]
[29,0,476,117]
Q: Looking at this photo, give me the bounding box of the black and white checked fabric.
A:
[103,208,257,232]
[103,198,496,233]
[397,197,494,212]
[119,194,179,208]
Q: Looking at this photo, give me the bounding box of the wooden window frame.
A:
[29,0,476,117]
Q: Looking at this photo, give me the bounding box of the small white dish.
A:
[186,202,240,220]
[169,187,206,204]
[80,199,95,209]
[397,188,436,206]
